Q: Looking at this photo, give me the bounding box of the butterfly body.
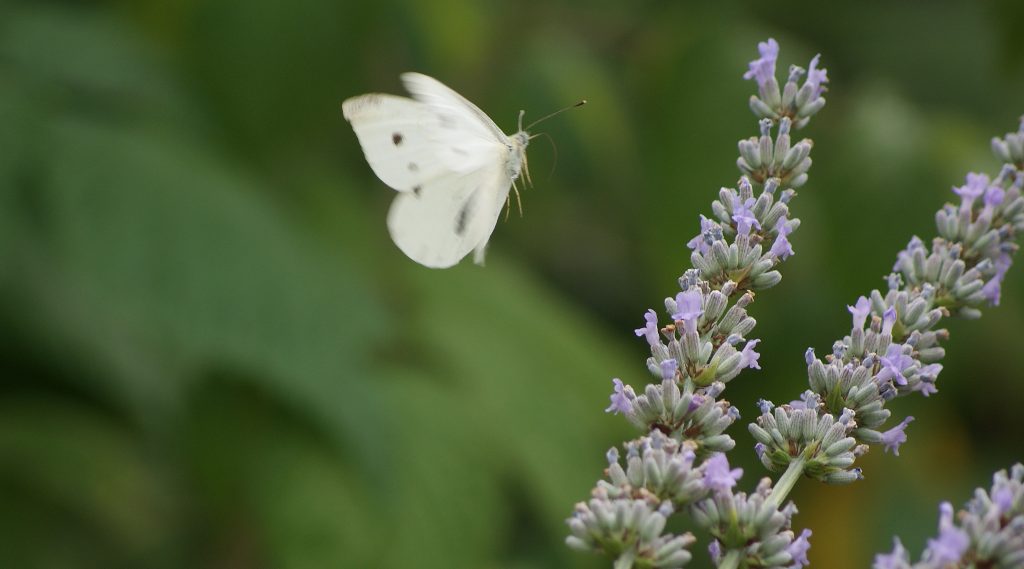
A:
[343,73,529,268]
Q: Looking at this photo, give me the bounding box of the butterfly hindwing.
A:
[387,162,512,268]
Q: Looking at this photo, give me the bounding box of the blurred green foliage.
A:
[1,1,1022,568]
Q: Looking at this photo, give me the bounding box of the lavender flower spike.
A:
[876,464,1024,568]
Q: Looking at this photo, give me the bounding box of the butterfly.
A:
[343,73,582,268]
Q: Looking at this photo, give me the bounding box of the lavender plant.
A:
[566,38,1024,569]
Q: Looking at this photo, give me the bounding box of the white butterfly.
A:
[342,73,536,268]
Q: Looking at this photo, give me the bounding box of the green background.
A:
[1,1,1022,567]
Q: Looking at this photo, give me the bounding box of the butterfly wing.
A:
[399,72,507,142]
[343,94,486,192]
[387,162,512,268]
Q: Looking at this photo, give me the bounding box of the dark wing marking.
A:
[455,195,474,236]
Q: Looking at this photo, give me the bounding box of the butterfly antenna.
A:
[523,100,586,131]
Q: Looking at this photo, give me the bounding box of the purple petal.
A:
[881,416,914,455]
[605,378,635,414]
[787,529,812,568]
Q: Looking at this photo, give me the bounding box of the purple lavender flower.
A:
[953,172,990,211]
[743,38,779,88]
[660,358,679,380]
[848,296,871,330]
[605,447,619,465]
[754,442,767,459]
[806,54,828,98]
[924,502,969,564]
[877,344,912,386]
[880,416,914,456]
[731,195,761,236]
[914,364,942,397]
[992,484,1014,515]
[687,215,720,256]
[983,277,1003,306]
[770,218,795,260]
[893,236,926,272]
[634,309,660,347]
[703,453,743,494]
[916,379,938,397]
[917,363,943,381]
[984,185,1006,210]
[740,339,762,370]
[787,528,812,568]
[605,378,635,415]
[688,393,705,413]
[672,289,704,334]
[982,252,1013,306]
[882,306,897,337]
[797,390,819,410]
[708,540,722,565]
[873,538,909,569]
[657,500,675,517]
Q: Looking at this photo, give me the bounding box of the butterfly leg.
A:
[511,179,524,217]
[523,151,533,189]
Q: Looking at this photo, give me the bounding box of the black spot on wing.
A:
[408,162,419,172]
[455,198,472,236]
[392,132,403,145]
[412,185,422,196]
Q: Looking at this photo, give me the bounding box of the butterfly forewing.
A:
[344,95,472,192]
[400,73,509,143]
